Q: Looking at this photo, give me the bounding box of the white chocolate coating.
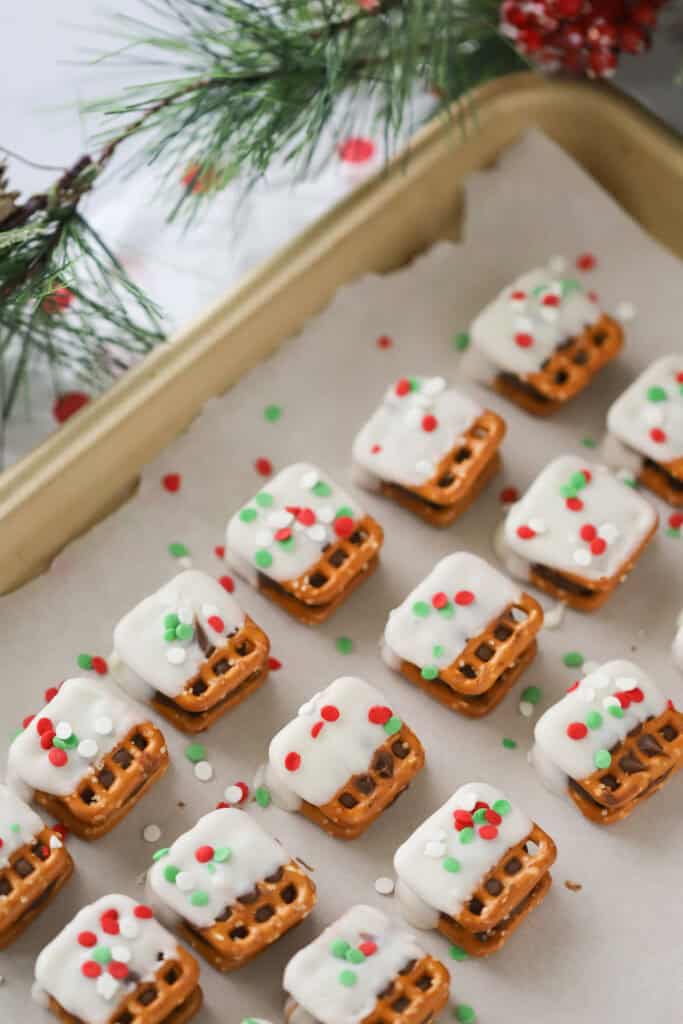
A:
[383,552,521,675]
[33,894,179,1024]
[0,782,45,869]
[502,455,657,582]
[531,660,667,792]
[8,678,143,799]
[466,267,599,379]
[226,463,363,585]
[352,376,483,488]
[112,570,245,701]
[393,783,532,927]
[283,904,426,1024]
[264,677,405,810]
[606,355,683,466]
[147,808,287,929]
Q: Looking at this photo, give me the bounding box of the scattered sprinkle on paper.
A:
[142,824,161,844]
[214,545,225,559]
[581,436,597,449]
[374,876,395,896]
[499,486,519,504]
[376,335,393,349]
[268,656,282,670]
[563,651,584,668]
[264,404,282,423]
[454,1003,477,1023]
[452,331,470,351]
[335,636,353,655]
[576,252,597,271]
[162,473,182,493]
[255,786,271,808]
[254,457,273,477]
[168,542,190,559]
[185,742,207,764]
[543,602,566,630]
[224,782,249,805]
[194,760,213,782]
[502,737,517,750]
[449,944,468,961]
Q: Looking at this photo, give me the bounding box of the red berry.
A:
[338,137,375,163]
[162,473,181,493]
[519,28,543,51]
[630,2,657,26]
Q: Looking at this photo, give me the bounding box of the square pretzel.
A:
[113,570,270,733]
[352,376,505,525]
[463,267,624,415]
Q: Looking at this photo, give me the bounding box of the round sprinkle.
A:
[162,473,181,492]
[455,1003,477,1023]
[377,334,393,349]
[92,945,112,965]
[321,705,340,722]
[647,386,667,403]
[194,761,213,782]
[563,651,584,668]
[224,783,249,805]
[190,891,209,907]
[335,636,353,655]
[421,665,439,680]
[168,542,189,558]
[449,944,468,961]
[459,827,475,845]
[453,331,470,351]
[134,904,153,919]
[502,737,517,750]
[166,646,186,665]
[492,799,511,816]
[384,716,402,736]
[49,748,68,767]
[368,706,392,725]
[264,404,282,422]
[567,722,588,740]
[346,948,366,964]
[254,457,273,476]
[195,845,214,863]
[164,865,180,884]
[422,414,438,432]
[608,703,625,719]
[143,824,161,844]
[55,721,72,740]
[77,653,93,670]
[214,846,232,863]
[78,931,98,948]
[219,575,235,592]
[331,938,351,959]
[594,749,612,769]
[254,549,273,569]
[412,600,430,618]
[517,525,535,540]
[521,686,541,705]
[586,710,603,730]
[239,507,258,523]
[82,961,102,979]
[443,856,461,873]
[339,969,357,988]
[285,752,301,772]
[152,848,170,862]
[255,786,271,808]
[255,492,274,509]
[313,481,332,497]
[576,252,596,271]
[91,656,108,675]
[479,824,498,840]
[454,590,474,606]
[185,742,207,764]
[374,876,394,896]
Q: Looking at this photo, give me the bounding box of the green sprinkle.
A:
[384,716,402,736]
[335,636,353,655]
[586,710,603,730]
[168,542,189,558]
[502,737,518,750]
[312,481,332,497]
[666,528,681,539]
[455,1003,476,1023]
[164,613,180,629]
[9,823,20,833]
[185,742,207,764]
[255,786,271,808]
[77,653,93,670]
[346,948,366,964]
[190,891,209,907]
[459,827,475,845]
[647,386,667,402]
[449,944,468,961]
[421,665,439,680]
[164,865,180,884]
[563,651,584,668]
[278,536,295,550]
[264,404,282,422]
[621,474,637,488]
[175,623,194,642]
[54,733,78,750]
[560,277,582,296]
[608,704,625,719]
[339,969,357,988]
[581,436,598,448]
[336,505,354,519]
[453,331,470,351]
[207,862,217,875]
[153,848,170,862]
[164,628,177,643]
[412,601,430,618]
[473,808,488,825]
[92,946,112,965]
[331,939,351,959]
[254,549,273,569]
[255,491,274,508]
[560,484,578,499]
[213,847,232,863]
[432,644,445,659]
[521,685,541,705]
[239,507,258,523]
[408,377,420,391]
[443,856,461,873]
[437,603,454,619]
[570,470,587,490]
[594,749,612,769]
[492,799,511,816]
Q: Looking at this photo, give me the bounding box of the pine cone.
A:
[0,160,20,225]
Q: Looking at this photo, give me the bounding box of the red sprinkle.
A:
[376,335,392,349]
[338,137,375,164]
[254,457,273,476]
[453,809,473,830]
[321,705,340,722]
[81,961,101,979]
[616,692,631,709]
[275,528,292,543]
[48,748,68,767]
[53,823,69,841]
[395,378,411,397]
[510,290,526,301]
[567,722,588,740]
[588,290,599,303]
[580,524,597,542]
[36,717,53,735]
[91,656,108,675]
[40,731,56,750]
[421,414,438,432]
[334,516,355,538]
[454,590,474,606]
[311,722,324,739]
[162,473,181,493]
[479,825,498,841]
[500,486,519,504]
[542,294,560,307]
[101,912,120,935]
[214,545,225,559]
[195,845,214,863]
[359,940,378,956]
[517,525,535,540]
[134,905,153,919]
[650,428,667,444]
[109,962,129,980]
[567,681,580,693]
[284,752,301,772]
[473,801,490,811]
[298,508,316,527]
[207,615,225,633]
[485,809,502,825]
[432,592,448,609]
[78,931,97,948]
[629,687,644,703]
[44,686,60,703]
[371,444,382,454]
[233,782,249,803]
[590,538,607,556]
[22,715,35,730]
[53,391,89,423]
[219,575,235,593]
[582,469,592,483]
[669,513,683,530]
[576,252,597,271]
[368,706,392,726]
[515,333,534,348]
[566,497,583,511]
[268,657,282,671]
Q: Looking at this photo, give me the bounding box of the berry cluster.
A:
[500,0,667,78]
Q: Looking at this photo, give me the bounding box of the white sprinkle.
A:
[603,695,620,710]
[78,738,98,759]
[49,835,63,850]
[598,522,620,543]
[616,300,636,321]
[317,505,335,524]
[519,701,534,718]
[549,256,566,274]
[96,975,120,1001]
[176,871,195,892]
[573,548,591,567]
[111,945,132,964]
[194,760,213,782]
[178,556,193,570]
[307,524,327,543]
[55,721,72,740]
[166,646,187,665]
[423,376,446,396]
[255,529,274,548]
[579,686,596,703]
[120,918,140,939]
[267,509,293,529]
[224,784,245,804]
[177,605,193,625]
[528,517,547,534]
[142,824,161,844]
[300,469,319,489]
[424,840,446,858]
[374,876,395,896]
[542,602,566,630]
[95,716,113,736]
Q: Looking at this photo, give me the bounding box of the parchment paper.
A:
[1,129,682,1024]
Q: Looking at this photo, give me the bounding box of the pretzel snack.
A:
[0,826,73,949]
